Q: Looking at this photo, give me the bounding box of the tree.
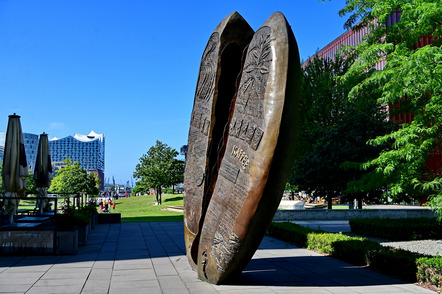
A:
[26,172,37,195]
[50,159,98,194]
[289,53,393,208]
[133,140,183,205]
[86,173,100,196]
[169,159,185,193]
[335,0,441,214]
[132,180,149,196]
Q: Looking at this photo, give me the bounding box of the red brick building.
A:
[302,11,441,184]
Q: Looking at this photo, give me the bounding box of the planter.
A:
[97,213,121,224]
[55,230,78,255]
[90,213,97,229]
[75,223,90,246]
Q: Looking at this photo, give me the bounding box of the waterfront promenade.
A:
[0,222,434,293]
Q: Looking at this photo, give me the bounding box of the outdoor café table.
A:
[2,223,40,228]
[16,209,33,215]
[40,212,55,216]
[17,217,50,223]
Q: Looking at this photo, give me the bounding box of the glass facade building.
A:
[0,132,39,172]
[49,131,105,189]
[49,130,105,170]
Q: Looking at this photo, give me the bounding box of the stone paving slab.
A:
[0,221,435,293]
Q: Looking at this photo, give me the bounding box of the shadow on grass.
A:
[121,215,184,222]
[162,196,183,203]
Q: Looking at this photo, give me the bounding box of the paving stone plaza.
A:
[0,222,434,293]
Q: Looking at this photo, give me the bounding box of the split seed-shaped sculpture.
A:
[184,11,301,284]
[183,12,254,270]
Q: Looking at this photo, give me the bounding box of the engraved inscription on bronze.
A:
[211,231,242,273]
[196,33,219,102]
[184,12,255,272]
[229,118,264,151]
[219,160,240,183]
[235,27,274,119]
[250,126,264,151]
[231,145,250,169]
[195,12,301,285]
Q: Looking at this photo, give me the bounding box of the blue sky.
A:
[0,0,348,185]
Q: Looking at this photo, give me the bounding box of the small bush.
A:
[307,232,357,255]
[269,222,434,285]
[367,247,425,282]
[350,218,442,241]
[417,256,442,288]
[333,239,381,265]
[268,222,319,248]
[56,206,94,230]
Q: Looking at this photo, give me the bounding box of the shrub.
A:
[268,222,319,248]
[349,218,442,241]
[307,232,357,255]
[417,256,442,288]
[269,223,373,262]
[269,222,433,285]
[367,247,425,282]
[56,204,94,230]
[333,239,381,265]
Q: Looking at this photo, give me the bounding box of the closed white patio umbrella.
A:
[1,114,28,224]
[33,132,53,214]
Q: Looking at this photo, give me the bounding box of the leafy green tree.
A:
[26,172,37,195]
[285,182,298,200]
[290,53,392,208]
[335,0,441,213]
[133,140,183,204]
[295,55,361,158]
[50,159,98,195]
[86,173,100,196]
[292,110,393,208]
[169,159,185,193]
[132,181,149,196]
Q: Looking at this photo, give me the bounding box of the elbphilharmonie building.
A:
[49,131,105,189]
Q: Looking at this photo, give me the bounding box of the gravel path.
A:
[292,220,442,257]
[381,240,442,257]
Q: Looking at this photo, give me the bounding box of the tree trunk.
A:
[358,194,363,209]
[349,198,354,209]
[157,186,162,205]
[327,195,332,209]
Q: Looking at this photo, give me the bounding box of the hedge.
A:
[349,218,442,241]
[417,256,442,288]
[268,222,429,283]
[267,221,319,248]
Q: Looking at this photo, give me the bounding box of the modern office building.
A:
[0,132,39,172]
[49,131,105,189]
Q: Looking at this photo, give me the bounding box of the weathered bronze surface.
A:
[195,12,301,284]
[183,12,254,269]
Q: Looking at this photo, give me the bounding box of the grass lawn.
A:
[110,193,184,222]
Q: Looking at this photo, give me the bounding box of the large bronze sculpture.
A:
[184,11,301,284]
[183,12,254,269]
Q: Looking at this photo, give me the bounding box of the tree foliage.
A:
[26,172,37,194]
[50,159,99,195]
[290,53,393,208]
[133,140,183,204]
[335,0,441,211]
